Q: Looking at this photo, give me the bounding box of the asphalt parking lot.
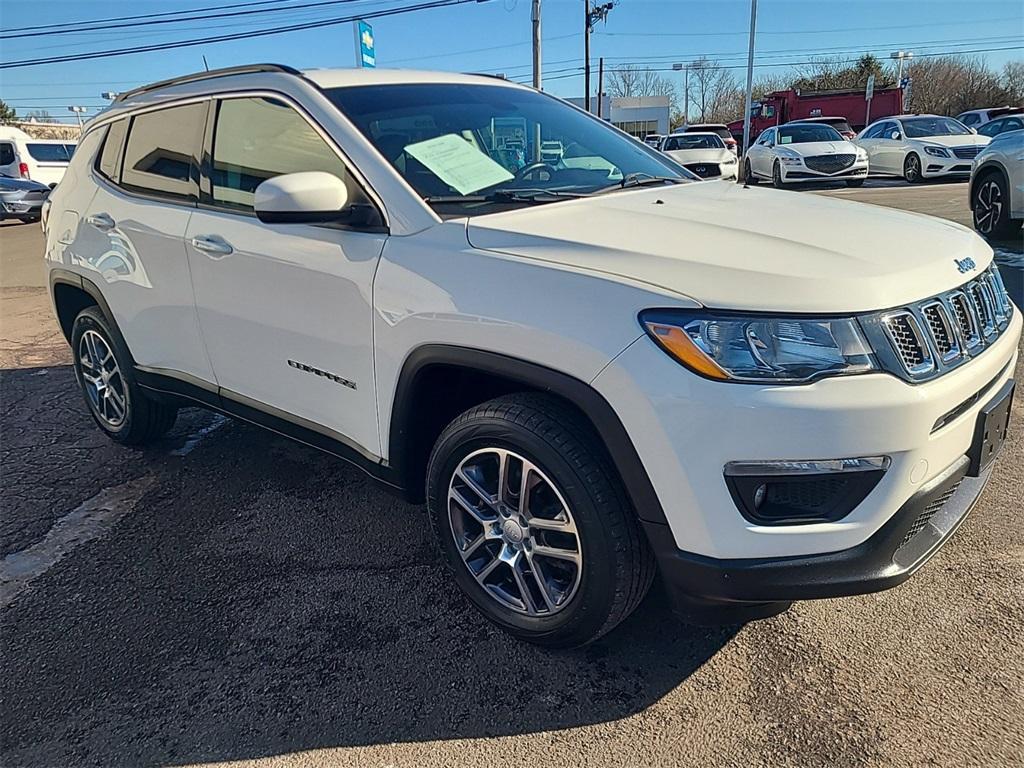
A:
[2,180,1023,768]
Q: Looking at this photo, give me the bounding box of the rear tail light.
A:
[18,162,29,179]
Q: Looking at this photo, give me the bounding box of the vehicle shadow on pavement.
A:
[1,366,739,767]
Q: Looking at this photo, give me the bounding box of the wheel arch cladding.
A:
[388,345,669,528]
[51,270,134,364]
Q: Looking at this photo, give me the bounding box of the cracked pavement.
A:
[1,184,1023,767]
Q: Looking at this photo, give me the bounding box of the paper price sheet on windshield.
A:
[404,133,514,195]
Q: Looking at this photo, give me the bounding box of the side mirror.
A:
[254,171,351,225]
[890,130,902,140]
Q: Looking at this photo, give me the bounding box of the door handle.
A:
[86,212,115,231]
[190,235,234,258]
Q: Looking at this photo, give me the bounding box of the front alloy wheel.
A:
[427,393,655,647]
[973,173,1018,238]
[772,161,786,188]
[449,448,583,616]
[904,153,923,183]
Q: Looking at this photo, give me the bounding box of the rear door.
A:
[75,102,216,383]
[0,141,17,178]
[185,94,386,456]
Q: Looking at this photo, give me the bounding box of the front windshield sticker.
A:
[779,135,793,144]
[404,133,514,195]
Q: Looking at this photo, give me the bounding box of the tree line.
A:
[604,54,1023,129]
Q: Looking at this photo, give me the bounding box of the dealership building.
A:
[565,95,671,138]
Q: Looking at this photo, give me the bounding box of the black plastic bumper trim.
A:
[645,454,991,606]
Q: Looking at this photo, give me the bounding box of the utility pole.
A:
[532,0,542,90]
[741,0,758,159]
[597,56,604,119]
[584,1,591,112]
[890,50,913,82]
[584,1,613,113]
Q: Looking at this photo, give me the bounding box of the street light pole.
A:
[67,105,87,129]
[741,0,758,160]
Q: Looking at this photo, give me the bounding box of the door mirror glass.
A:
[254,171,350,224]
[890,130,901,140]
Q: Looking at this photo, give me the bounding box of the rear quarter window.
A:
[0,143,14,166]
[96,119,128,182]
[120,102,205,201]
[26,143,72,163]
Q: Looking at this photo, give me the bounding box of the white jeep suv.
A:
[44,65,1019,647]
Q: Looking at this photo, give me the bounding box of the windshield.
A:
[26,143,73,162]
[664,134,724,150]
[902,117,971,138]
[326,83,689,213]
[778,124,843,144]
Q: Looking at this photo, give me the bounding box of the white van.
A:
[0,127,77,187]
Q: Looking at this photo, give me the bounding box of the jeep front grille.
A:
[862,264,1014,383]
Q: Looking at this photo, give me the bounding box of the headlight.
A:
[723,155,738,163]
[777,153,802,166]
[923,146,950,158]
[641,311,878,383]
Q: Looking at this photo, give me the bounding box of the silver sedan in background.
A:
[0,175,50,223]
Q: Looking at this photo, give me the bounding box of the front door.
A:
[185,95,386,456]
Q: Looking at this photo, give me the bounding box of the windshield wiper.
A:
[599,172,687,194]
[424,188,589,205]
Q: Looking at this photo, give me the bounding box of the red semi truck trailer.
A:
[728,86,905,146]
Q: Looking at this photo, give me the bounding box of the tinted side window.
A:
[96,119,128,181]
[121,102,205,200]
[0,143,14,166]
[961,113,979,126]
[210,96,363,212]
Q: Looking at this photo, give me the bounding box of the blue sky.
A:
[1,0,1021,122]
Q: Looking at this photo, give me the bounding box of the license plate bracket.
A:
[967,380,1014,476]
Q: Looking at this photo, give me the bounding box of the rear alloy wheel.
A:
[904,153,923,183]
[772,160,786,189]
[744,159,759,185]
[973,172,1019,239]
[71,306,178,445]
[426,393,655,647]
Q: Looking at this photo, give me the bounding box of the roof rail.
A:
[114,63,302,103]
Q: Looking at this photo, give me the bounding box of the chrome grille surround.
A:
[860,264,1014,383]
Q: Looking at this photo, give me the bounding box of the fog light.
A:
[725,457,890,525]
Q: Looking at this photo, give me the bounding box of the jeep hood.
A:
[466,182,992,313]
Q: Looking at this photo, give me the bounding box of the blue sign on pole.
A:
[354,20,375,68]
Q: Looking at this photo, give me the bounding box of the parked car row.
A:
[0,174,51,223]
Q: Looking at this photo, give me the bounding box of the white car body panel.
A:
[661,146,738,180]
[466,182,991,314]
[0,128,76,187]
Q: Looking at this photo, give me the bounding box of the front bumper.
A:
[780,161,869,183]
[922,154,974,177]
[644,452,989,612]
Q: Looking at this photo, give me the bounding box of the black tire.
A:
[426,393,655,648]
[904,152,923,183]
[744,159,759,185]
[772,160,786,189]
[973,171,1020,239]
[71,306,177,445]
[845,178,866,188]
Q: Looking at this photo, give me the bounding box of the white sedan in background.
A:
[855,115,990,183]
[743,122,869,188]
[659,132,738,180]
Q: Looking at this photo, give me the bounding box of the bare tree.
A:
[904,56,1009,114]
[684,57,739,123]
[1002,61,1024,105]
[606,64,677,111]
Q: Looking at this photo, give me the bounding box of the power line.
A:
[530,44,1024,84]
[0,0,387,40]
[0,0,310,34]
[596,16,1024,38]
[0,0,486,69]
